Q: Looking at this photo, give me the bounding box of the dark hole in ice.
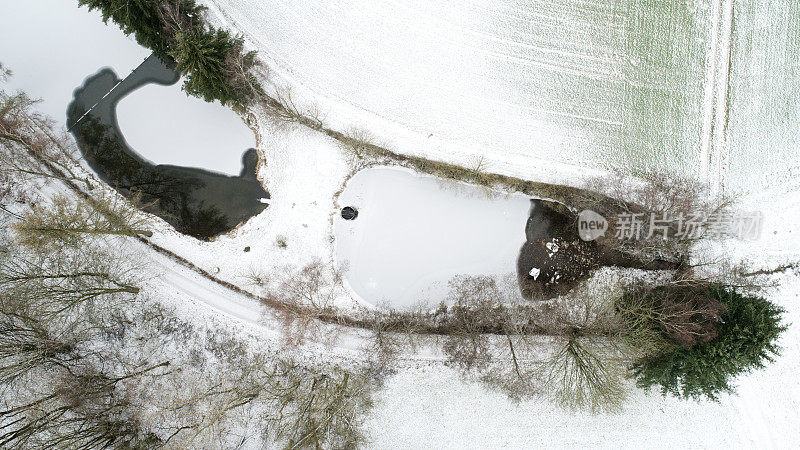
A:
[341,206,358,220]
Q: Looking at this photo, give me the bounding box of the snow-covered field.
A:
[724,0,800,194]
[206,0,712,179]
[335,166,530,308]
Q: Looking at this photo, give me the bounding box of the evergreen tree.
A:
[632,285,786,400]
[170,29,237,104]
[76,0,257,105]
[78,0,171,57]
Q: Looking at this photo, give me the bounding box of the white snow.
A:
[0,0,148,122]
[335,166,530,308]
[361,364,741,449]
[3,0,800,447]
[204,0,713,181]
[116,82,254,175]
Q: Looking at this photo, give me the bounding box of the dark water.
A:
[517,199,680,300]
[517,200,601,299]
[67,54,269,240]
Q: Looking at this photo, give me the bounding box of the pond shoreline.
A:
[67,54,269,240]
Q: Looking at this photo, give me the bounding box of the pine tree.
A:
[632,285,786,400]
[76,0,258,106]
[79,0,170,57]
[170,29,237,104]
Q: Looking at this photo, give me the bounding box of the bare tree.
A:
[264,361,373,449]
[262,88,325,130]
[12,194,152,251]
[0,313,77,384]
[0,362,168,449]
[476,279,635,411]
[157,0,205,37]
[617,281,728,349]
[536,335,627,412]
[339,127,381,160]
[583,168,722,264]
[0,247,141,322]
[0,88,92,190]
[221,39,263,107]
[442,276,506,370]
[265,260,343,347]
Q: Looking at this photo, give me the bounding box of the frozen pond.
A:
[1,0,266,238]
[116,81,253,176]
[67,56,268,240]
[0,0,252,176]
[335,167,531,308]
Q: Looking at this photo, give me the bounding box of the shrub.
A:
[631,284,786,400]
[618,284,727,348]
[442,276,505,370]
[339,128,380,159]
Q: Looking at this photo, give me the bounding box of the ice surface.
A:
[116,82,254,176]
[335,167,531,308]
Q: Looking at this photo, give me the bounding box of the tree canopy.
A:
[632,285,786,400]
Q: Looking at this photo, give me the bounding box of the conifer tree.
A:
[632,285,786,400]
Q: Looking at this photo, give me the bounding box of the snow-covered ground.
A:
[3,0,799,447]
[335,166,530,308]
[724,0,800,194]
[205,0,713,180]
[197,0,799,446]
[144,160,800,448]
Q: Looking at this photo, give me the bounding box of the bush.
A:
[631,284,786,400]
[618,284,727,348]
